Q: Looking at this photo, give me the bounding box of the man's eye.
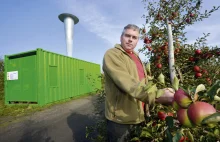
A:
[125,34,131,38]
[133,37,137,40]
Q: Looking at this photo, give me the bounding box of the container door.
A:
[6,54,37,103]
[79,68,84,95]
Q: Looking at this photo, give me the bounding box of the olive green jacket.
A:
[103,44,155,124]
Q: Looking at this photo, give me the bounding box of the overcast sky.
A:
[1,0,220,71]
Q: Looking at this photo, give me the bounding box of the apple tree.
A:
[129,0,220,141]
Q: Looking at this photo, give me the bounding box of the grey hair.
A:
[121,24,140,36]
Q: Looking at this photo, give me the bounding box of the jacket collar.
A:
[114,44,139,56]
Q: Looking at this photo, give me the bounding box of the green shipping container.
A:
[4,48,101,106]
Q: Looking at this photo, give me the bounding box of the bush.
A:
[0,58,4,100]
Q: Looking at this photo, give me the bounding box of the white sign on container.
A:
[7,71,18,80]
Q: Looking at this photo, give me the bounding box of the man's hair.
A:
[121,24,140,36]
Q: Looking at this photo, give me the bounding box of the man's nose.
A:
[128,37,133,41]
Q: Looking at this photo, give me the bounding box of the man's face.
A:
[120,28,139,52]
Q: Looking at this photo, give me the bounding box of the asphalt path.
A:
[0,95,101,142]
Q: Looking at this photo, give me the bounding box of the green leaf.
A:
[140,128,152,138]
[165,116,174,128]
[214,128,220,136]
[202,112,220,124]
[165,129,172,142]
[146,62,151,75]
[172,130,182,142]
[146,84,157,94]
[145,81,154,91]
[207,80,220,100]
[172,76,179,91]
[195,84,206,95]
[158,73,165,84]
[130,137,140,141]
[156,89,165,98]
[186,130,194,142]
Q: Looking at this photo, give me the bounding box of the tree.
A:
[130,0,220,141]
[140,0,220,88]
[0,57,4,100]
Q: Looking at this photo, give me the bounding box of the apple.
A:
[195,49,202,55]
[158,111,167,121]
[167,112,174,117]
[156,63,162,69]
[152,121,157,127]
[186,18,190,23]
[161,45,168,50]
[193,66,200,72]
[172,12,178,18]
[174,48,180,54]
[190,13,195,17]
[144,37,150,44]
[195,72,202,78]
[187,101,216,126]
[156,55,161,60]
[177,108,193,127]
[206,78,212,85]
[179,136,189,142]
[201,69,208,75]
[188,57,194,62]
[174,89,192,108]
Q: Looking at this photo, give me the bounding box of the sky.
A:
[0,0,220,72]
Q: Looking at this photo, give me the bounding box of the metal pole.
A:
[167,19,176,84]
[58,13,79,57]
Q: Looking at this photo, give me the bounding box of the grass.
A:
[0,92,96,117]
[0,92,97,128]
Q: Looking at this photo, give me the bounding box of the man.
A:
[102,24,158,142]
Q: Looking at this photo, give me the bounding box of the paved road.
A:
[0,95,100,142]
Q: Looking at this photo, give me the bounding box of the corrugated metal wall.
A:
[4,48,101,106]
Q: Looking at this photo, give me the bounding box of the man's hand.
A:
[156,88,175,105]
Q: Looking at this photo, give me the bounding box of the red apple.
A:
[167,112,174,117]
[161,45,168,50]
[156,55,161,60]
[152,49,157,53]
[193,66,200,72]
[158,111,167,121]
[206,78,212,85]
[174,48,180,54]
[190,13,195,17]
[201,69,208,75]
[172,12,178,18]
[156,63,162,69]
[187,101,216,126]
[179,136,189,142]
[189,57,195,62]
[144,37,150,44]
[195,72,202,78]
[186,18,190,23]
[177,108,193,127]
[174,89,192,108]
[152,121,157,127]
[195,49,202,55]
